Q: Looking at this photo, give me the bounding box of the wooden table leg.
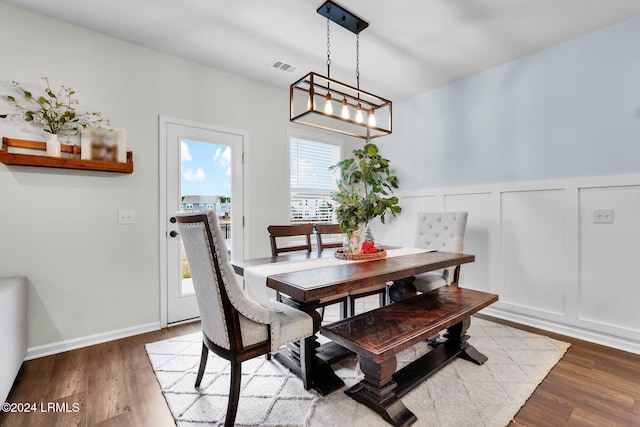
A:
[346,356,417,427]
[273,296,345,395]
[388,276,417,303]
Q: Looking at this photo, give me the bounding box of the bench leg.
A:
[346,356,417,427]
[445,316,488,365]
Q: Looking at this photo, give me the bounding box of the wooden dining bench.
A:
[320,285,498,427]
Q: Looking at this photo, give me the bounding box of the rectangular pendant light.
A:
[290,72,392,139]
[289,1,392,140]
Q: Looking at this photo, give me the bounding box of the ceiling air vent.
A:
[271,60,297,74]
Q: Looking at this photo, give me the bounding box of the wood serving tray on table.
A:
[334,248,387,261]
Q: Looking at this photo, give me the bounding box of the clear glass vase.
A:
[363,224,375,243]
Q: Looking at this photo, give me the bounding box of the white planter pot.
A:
[46,134,61,157]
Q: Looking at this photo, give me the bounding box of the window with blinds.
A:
[290,136,341,225]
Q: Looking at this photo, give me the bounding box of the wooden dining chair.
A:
[313,223,343,251]
[314,223,387,317]
[177,211,314,427]
[268,224,347,319]
[266,224,313,303]
[267,224,314,256]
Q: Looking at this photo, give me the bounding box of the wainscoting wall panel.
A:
[444,192,495,293]
[578,185,640,338]
[500,190,565,315]
[370,173,640,354]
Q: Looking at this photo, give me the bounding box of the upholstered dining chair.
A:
[413,212,468,293]
[268,224,347,319]
[314,223,387,317]
[177,211,313,427]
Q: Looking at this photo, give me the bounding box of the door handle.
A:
[169,230,179,238]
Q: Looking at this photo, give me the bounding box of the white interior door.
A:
[160,117,244,325]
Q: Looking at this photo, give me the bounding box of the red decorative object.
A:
[361,241,377,254]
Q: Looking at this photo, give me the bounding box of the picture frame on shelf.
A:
[81,128,126,162]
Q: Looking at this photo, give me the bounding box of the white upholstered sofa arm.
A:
[0,275,28,403]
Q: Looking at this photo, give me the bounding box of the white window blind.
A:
[290,137,340,225]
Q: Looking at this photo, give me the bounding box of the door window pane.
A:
[180,139,233,295]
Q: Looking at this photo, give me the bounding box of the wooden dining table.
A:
[231,249,475,395]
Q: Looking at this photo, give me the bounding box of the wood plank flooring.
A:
[2,311,639,426]
[476,314,640,427]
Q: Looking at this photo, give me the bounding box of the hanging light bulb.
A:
[289,2,392,139]
[368,109,376,127]
[341,99,350,119]
[324,93,333,115]
[355,104,364,123]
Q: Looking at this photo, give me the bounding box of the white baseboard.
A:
[481,307,640,355]
[25,322,161,360]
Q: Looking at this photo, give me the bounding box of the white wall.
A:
[371,173,640,354]
[2,4,637,357]
[0,5,349,357]
[370,15,640,353]
[381,15,640,189]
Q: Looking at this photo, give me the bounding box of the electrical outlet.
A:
[118,210,135,224]
[593,209,614,224]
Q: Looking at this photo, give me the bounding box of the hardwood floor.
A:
[0,322,200,427]
[476,315,640,427]
[2,311,639,426]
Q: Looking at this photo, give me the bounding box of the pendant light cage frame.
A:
[290,72,392,139]
[289,0,392,139]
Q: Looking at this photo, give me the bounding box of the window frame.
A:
[288,129,343,227]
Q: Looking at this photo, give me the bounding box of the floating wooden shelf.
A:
[0,137,133,174]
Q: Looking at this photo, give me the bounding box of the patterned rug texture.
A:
[146,318,569,427]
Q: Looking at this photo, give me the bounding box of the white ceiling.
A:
[3,0,640,101]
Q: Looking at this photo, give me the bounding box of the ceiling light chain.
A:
[354,32,364,123]
[290,0,392,139]
[356,32,360,90]
[324,7,334,115]
[326,8,331,79]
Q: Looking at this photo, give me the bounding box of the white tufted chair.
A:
[176,210,313,427]
[413,212,468,293]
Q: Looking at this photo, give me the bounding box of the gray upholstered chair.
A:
[413,212,468,293]
[176,211,313,427]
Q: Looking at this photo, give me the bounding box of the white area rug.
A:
[146,318,569,427]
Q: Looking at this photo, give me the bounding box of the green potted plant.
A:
[330,142,401,254]
[1,77,109,156]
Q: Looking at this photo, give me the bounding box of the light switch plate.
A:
[118,210,135,224]
[593,209,614,224]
